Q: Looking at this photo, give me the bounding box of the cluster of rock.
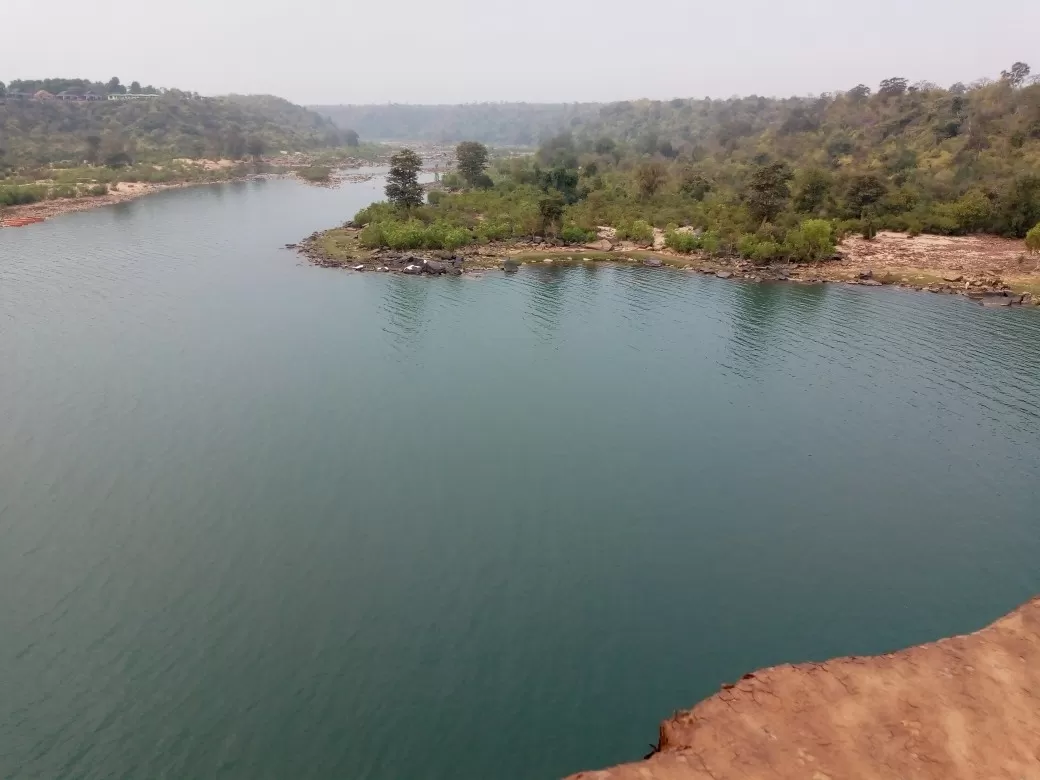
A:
[355,250,466,275]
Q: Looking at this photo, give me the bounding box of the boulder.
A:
[585,239,613,252]
[402,264,422,275]
[942,273,964,283]
[353,264,365,271]
[423,259,448,274]
[643,257,664,268]
[715,271,733,279]
[860,279,883,286]
[857,269,874,279]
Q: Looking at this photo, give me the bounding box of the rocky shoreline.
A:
[566,596,1040,780]
[296,228,1039,308]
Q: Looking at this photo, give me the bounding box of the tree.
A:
[678,168,711,200]
[455,141,490,187]
[85,135,102,165]
[793,168,832,214]
[106,77,126,95]
[636,161,668,198]
[385,148,424,208]
[878,77,908,97]
[130,81,142,94]
[344,129,360,147]
[847,84,871,101]
[1000,62,1031,88]
[247,137,265,161]
[0,81,6,98]
[1026,223,1040,254]
[746,162,792,223]
[845,175,887,216]
[537,194,565,235]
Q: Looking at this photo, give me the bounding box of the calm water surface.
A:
[2,176,1039,779]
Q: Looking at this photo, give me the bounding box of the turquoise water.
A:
[2,176,1039,779]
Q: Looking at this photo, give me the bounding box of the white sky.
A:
[1,0,1036,104]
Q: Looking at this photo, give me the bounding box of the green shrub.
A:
[751,241,783,263]
[560,224,594,244]
[700,230,721,255]
[1026,223,1040,254]
[664,229,701,253]
[616,219,654,245]
[297,166,331,183]
[427,190,445,205]
[88,183,108,196]
[737,233,758,258]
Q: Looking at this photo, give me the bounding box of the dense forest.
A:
[1,87,356,166]
[351,65,1040,260]
[313,103,598,145]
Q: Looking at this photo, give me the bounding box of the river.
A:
[2,174,1039,779]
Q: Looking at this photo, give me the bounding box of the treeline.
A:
[1,77,165,96]
[314,102,599,145]
[0,92,359,166]
[353,65,1040,261]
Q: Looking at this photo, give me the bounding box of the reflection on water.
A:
[2,177,1040,780]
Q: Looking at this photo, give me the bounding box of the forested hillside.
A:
[341,65,1040,265]
[0,93,354,166]
[313,103,598,145]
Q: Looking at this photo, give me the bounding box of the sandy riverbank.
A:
[567,596,1040,780]
[0,180,215,222]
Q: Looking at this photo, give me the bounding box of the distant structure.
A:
[34,90,54,100]
[55,90,104,102]
[107,93,160,101]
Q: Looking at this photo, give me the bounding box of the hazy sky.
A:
[2,0,1036,104]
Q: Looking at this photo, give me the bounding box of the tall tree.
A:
[455,141,490,186]
[1000,62,1031,88]
[106,77,126,95]
[746,162,792,223]
[878,77,908,97]
[635,161,668,198]
[385,148,424,208]
[344,129,360,147]
[85,135,102,165]
[130,81,142,93]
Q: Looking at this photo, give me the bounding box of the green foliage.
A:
[385,148,424,208]
[615,220,654,245]
[1026,223,1040,254]
[635,161,668,198]
[0,90,351,166]
[560,224,595,244]
[664,229,700,253]
[784,219,835,262]
[746,162,792,223]
[455,141,490,187]
[297,166,332,183]
[538,194,565,234]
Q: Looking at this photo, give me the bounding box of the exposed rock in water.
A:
[566,596,1040,780]
[585,239,613,252]
[642,257,664,268]
[943,273,965,283]
[857,269,873,279]
[715,271,733,279]
[423,259,448,275]
[859,279,883,286]
[402,264,422,275]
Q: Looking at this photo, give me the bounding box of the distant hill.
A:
[0,92,352,165]
[312,103,601,146]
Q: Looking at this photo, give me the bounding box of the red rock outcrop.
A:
[568,597,1040,780]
